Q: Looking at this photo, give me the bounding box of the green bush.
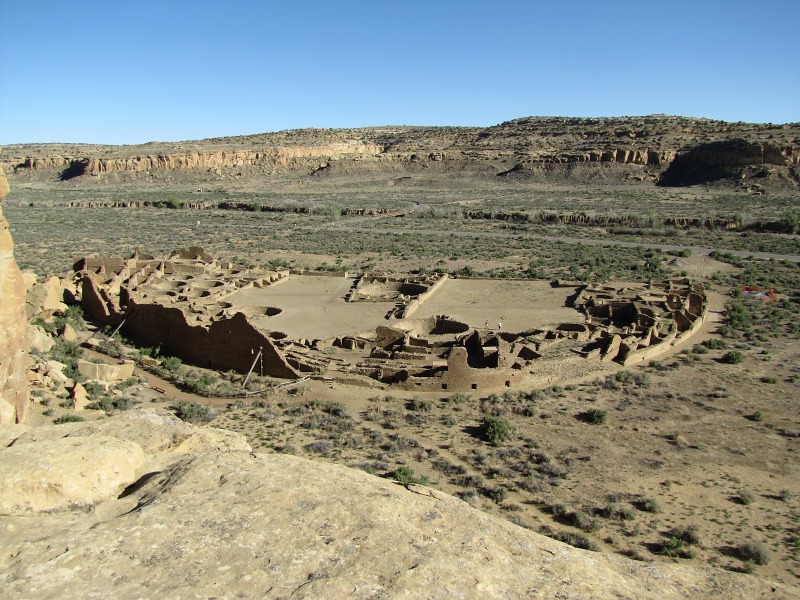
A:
[737,541,771,565]
[480,413,514,446]
[392,466,428,486]
[160,356,182,372]
[408,397,433,411]
[657,536,696,559]
[54,414,85,424]
[637,498,661,513]
[702,338,728,349]
[722,350,745,364]
[577,408,608,425]
[171,401,216,424]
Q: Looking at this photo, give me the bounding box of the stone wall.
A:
[122,301,300,379]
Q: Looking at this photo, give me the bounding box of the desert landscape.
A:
[1,115,799,597]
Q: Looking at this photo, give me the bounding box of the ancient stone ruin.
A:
[74,248,707,393]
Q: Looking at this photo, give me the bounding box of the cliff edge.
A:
[0,409,794,599]
[0,166,29,423]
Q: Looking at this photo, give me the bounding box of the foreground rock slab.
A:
[0,411,794,599]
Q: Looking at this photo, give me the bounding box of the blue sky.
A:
[1,0,797,144]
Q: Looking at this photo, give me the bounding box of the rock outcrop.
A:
[0,409,795,599]
[658,139,800,186]
[3,116,798,189]
[0,166,29,423]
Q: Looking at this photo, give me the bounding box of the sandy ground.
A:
[225,275,583,340]
[412,279,583,332]
[225,275,388,339]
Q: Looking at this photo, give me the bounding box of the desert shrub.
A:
[722,350,745,364]
[599,503,636,521]
[657,536,695,559]
[183,374,217,393]
[432,459,466,477]
[568,510,599,532]
[614,370,650,387]
[137,345,160,359]
[305,440,334,455]
[446,392,471,404]
[161,356,182,372]
[670,525,701,546]
[737,490,756,505]
[320,400,348,417]
[536,461,568,479]
[54,414,85,424]
[408,397,433,411]
[392,466,428,486]
[702,338,728,349]
[49,339,84,379]
[577,408,607,425]
[86,395,139,413]
[544,528,599,551]
[480,413,514,446]
[636,497,661,513]
[481,486,508,504]
[737,541,771,565]
[171,401,216,423]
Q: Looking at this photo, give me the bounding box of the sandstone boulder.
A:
[25,275,69,318]
[77,358,135,382]
[172,426,252,454]
[27,324,55,353]
[0,435,144,514]
[59,322,77,342]
[10,409,194,453]
[71,382,90,411]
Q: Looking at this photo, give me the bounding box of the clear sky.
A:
[1,0,797,144]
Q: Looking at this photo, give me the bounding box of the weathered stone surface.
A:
[0,423,30,448]
[0,166,29,423]
[59,323,77,342]
[0,435,144,514]
[25,275,69,318]
[0,446,792,598]
[71,382,89,411]
[172,426,252,454]
[0,408,793,598]
[77,358,135,382]
[27,324,54,353]
[10,409,193,453]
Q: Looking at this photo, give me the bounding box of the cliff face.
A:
[3,116,798,187]
[659,139,800,186]
[0,166,29,423]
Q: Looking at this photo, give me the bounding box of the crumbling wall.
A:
[397,274,449,318]
[123,301,300,378]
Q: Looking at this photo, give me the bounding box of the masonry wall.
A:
[122,301,300,378]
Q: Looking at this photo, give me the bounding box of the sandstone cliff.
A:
[0,409,795,599]
[3,116,798,188]
[0,166,29,423]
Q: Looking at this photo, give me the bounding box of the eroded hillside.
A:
[2,116,799,191]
